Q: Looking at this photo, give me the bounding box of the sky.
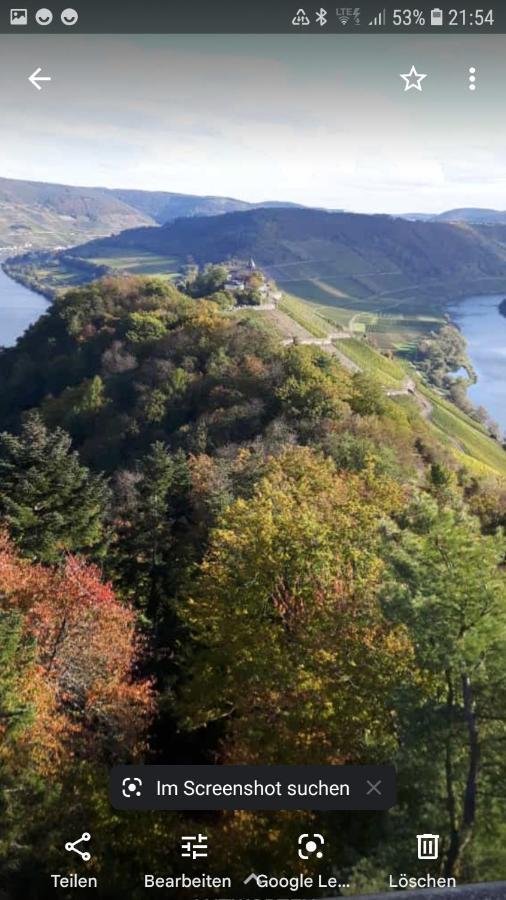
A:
[0,33,505,214]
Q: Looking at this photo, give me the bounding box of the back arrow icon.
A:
[29,68,52,91]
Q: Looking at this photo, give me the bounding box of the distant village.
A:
[178,259,283,307]
[224,259,282,304]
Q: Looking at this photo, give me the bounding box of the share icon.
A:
[65,832,91,862]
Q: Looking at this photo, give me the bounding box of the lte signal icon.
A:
[417,833,440,860]
[336,7,361,26]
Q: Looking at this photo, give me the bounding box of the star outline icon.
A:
[400,65,428,92]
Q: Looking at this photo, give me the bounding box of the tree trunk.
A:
[461,671,480,839]
[444,670,480,876]
[444,670,459,876]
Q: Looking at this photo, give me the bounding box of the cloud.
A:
[0,34,505,212]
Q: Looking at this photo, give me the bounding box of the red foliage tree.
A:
[0,533,152,772]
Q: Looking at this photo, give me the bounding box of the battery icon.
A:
[430,8,444,25]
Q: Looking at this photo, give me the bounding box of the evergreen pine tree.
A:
[111,441,190,620]
[0,413,109,562]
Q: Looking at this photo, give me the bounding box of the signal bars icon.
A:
[369,8,386,25]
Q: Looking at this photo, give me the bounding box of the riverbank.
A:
[450,294,506,434]
[2,250,109,302]
[0,262,49,347]
[1,258,54,301]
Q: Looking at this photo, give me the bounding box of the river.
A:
[0,264,48,348]
[450,294,506,434]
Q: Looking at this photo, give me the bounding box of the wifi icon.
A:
[369,8,387,25]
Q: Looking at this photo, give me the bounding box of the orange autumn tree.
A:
[0,532,152,773]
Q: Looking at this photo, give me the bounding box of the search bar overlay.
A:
[110,765,395,811]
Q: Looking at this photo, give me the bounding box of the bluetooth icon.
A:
[316,7,328,25]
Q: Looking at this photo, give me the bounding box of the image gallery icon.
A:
[10,8,28,25]
[417,833,440,860]
[181,834,208,859]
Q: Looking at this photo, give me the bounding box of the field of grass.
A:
[366,312,444,350]
[277,276,448,348]
[5,249,183,298]
[332,338,407,388]
[418,384,506,478]
[256,294,506,480]
[229,308,281,339]
[88,251,181,276]
[284,277,372,308]
[304,304,354,329]
[277,293,333,338]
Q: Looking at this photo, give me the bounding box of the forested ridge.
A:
[0,275,506,897]
[70,207,506,283]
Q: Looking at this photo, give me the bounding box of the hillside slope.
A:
[67,207,506,312]
[0,177,301,253]
[438,208,506,224]
[0,177,157,251]
[107,188,302,224]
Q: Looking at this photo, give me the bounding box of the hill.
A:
[106,188,302,224]
[437,207,506,224]
[7,204,506,371]
[0,274,505,893]
[404,209,506,225]
[0,177,154,251]
[64,207,506,310]
[9,206,506,353]
[0,176,302,253]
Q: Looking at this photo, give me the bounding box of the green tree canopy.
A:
[179,446,415,764]
[383,495,506,876]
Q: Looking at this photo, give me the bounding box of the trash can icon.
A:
[417,833,439,860]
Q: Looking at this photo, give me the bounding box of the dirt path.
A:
[263,306,434,420]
